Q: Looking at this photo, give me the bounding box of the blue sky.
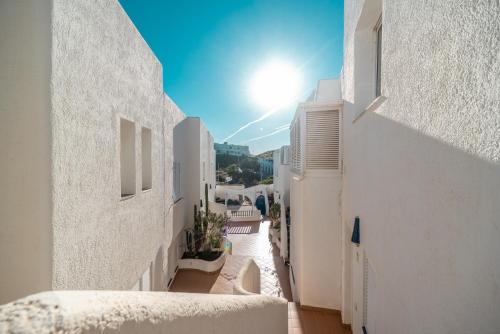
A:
[119,0,343,154]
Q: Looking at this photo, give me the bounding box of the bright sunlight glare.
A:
[249,59,302,110]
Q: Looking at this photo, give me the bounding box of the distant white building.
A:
[168,117,216,286]
[214,142,250,156]
[273,146,291,259]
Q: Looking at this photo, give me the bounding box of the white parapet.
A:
[233,258,261,295]
[0,290,288,334]
[177,252,227,273]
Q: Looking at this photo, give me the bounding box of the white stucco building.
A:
[0,0,185,303]
[167,117,216,286]
[288,0,500,333]
[1,0,499,333]
[288,79,343,310]
[273,146,291,259]
[341,1,500,333]
[0,0,217,305]
[0,1,287,332]
[214,142,250,156]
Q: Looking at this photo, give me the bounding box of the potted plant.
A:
[269,203,281,243]
[182,183,228,263]
[269,202,281,229]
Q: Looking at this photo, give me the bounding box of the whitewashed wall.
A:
[50,0,169,292]
[342,0,500,333]
[163,94,186,289]
[0,0,53,304]
[0,291,288,334]
[169,117,216,284]
[0,0,186,302]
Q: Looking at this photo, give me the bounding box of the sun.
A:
[249,59,302,109]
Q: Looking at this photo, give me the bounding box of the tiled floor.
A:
[288,302,351,334]
[170,218,351,333]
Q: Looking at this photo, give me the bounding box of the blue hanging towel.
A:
[351,216,360,245]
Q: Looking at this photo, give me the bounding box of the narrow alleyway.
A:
[170,218,351,334]
[170,218,291,298]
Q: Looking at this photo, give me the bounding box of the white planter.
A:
[178,251,227,273]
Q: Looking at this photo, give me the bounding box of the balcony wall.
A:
[0,291,288,334]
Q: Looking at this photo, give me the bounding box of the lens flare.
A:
[249,59,302,109]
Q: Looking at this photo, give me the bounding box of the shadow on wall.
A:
[153,246,164,291]
[343,104,500,332]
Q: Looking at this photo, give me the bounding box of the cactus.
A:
[190,187,228,254]
[193,205,203,251]
[205,183,209,214]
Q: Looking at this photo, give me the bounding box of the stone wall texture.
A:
[50,0,185,291]
[342,0,500,333]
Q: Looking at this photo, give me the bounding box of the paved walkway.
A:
[169,218,351,334]
[170,219,291,299]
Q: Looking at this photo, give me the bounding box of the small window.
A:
[141,127,152,191]
[203,162,206,181]
[173,161,181,201]
[375,18,382,97]
[120,118,136,197]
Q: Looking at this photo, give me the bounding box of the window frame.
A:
[375,16,382,98]
[141,127,152,191]
[173,161,181,202]
[120,118,136,199]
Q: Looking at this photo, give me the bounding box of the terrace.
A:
[171,217,350,333]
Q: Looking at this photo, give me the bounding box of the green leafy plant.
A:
[259,176,273,184]
[269,202,281,229]
[190,183,228,254]
[206,211,228,249]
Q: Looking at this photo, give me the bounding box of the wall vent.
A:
[290,121,302,171]
[305,110,340,170]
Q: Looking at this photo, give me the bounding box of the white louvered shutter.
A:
[291,121,302,171]
[305,110,340,170]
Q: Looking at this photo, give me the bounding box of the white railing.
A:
[228,208,261,222]
[230,210,257,218]
[0,291,288,334]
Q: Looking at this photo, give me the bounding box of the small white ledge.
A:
[120,194,136,201]
[353,95,387,123]
[178,251,227,273]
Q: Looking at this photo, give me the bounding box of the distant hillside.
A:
[256,150,275,159]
